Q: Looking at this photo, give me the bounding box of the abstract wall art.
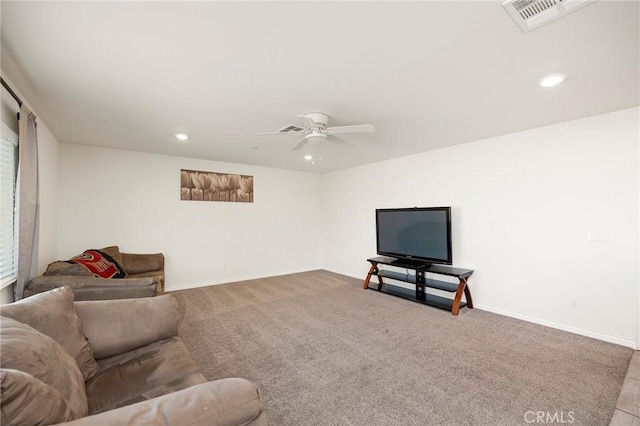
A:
[181,169,253,202]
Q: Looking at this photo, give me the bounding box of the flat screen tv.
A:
[376,207,452,266]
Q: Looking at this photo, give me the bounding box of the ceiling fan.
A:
[256,112,375,151]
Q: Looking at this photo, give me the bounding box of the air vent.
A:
[277,125,304,133]
[503,0,597,32]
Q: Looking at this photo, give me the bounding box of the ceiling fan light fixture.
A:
[175,133,189,141]
[304,155,313,161]
[538,73,568,88]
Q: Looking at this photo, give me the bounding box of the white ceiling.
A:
[1,1,638,173]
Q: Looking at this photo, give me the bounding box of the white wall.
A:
[57,144,323,291]
[321,107,639,347]
[36,120,59,274]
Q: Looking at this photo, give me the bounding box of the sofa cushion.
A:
[121,252,164,275]
[75,294,179,359]
[84,336,206,414]
[44,261,92,276]
[0,286,98,381]
[0,316,88,419]
[0,368,75,425]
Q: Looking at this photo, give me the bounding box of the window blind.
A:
[0,123,18,288]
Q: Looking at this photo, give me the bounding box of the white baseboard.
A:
[166,268,321,292]
[471,304,636,349]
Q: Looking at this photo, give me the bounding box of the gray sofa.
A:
[0,286,267,425]
[24,246,166,300]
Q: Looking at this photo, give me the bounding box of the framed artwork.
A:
[181,169,253,203]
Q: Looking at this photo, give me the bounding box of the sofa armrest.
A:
[74,295,180,359]
[55,378,267,426]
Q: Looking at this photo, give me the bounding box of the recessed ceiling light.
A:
[538,73,568,88]
[175,133,189,141]
[304,155,313,161]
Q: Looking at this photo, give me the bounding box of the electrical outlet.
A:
[570,300,577,309]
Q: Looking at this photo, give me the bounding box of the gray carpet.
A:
[172,270,632,426]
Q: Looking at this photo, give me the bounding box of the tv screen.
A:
[376,207,452,265]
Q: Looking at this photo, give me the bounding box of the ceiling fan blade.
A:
[327,124,375,134]
[256,130,307,136]
[327,134,352,147]
[256,131,284,136]
[291,137,309,151]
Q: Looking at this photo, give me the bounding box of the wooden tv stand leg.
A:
[464,281,474,309]
[451,277,472,316]
[363,262,379,290]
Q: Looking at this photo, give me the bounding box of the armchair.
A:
[0,287,267,425]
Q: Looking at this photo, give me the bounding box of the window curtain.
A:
[15,105,38,300]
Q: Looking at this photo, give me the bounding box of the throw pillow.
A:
[98,245,125,269]
[0,287,98,381]
[0,316,88,419]
[0,368,75,425]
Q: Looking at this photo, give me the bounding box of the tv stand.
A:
[390,258,430,268]
[363,256,474,316]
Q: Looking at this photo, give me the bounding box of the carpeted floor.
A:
[172,270,632,426]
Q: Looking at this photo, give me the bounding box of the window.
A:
[1,122,18,289]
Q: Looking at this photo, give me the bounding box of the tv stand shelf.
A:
[363,256,474,316]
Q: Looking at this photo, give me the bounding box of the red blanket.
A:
[69,250,126,278]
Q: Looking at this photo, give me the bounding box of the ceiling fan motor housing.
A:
[303,112,329,127]
[305,131,327,141]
